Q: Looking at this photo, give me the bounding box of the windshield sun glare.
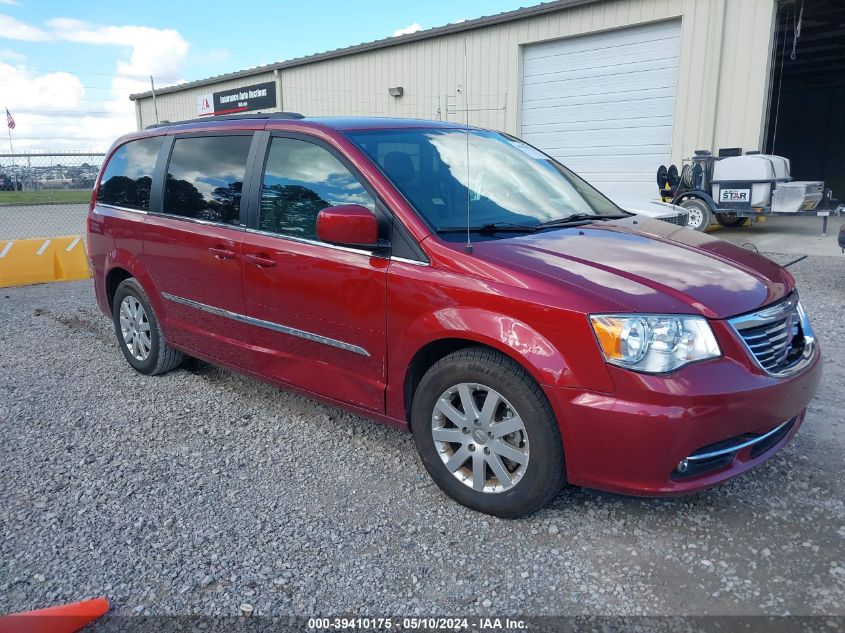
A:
[345,128,625,237]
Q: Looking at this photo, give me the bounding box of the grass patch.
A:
[0,189,92,206]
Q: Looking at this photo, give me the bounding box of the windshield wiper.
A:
[437,222,538,234]
[535,213,629,229]
[437,214,629,234]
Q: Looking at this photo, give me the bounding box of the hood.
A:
[471,217,793,319]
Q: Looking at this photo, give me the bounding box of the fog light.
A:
[676,458,689,473]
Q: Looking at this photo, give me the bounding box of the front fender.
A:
[386,305,617,424]
[391,305,588,404]
[419,307,577,388]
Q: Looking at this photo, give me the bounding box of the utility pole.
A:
[150,76,160,124]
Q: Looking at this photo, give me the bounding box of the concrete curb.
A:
[0,235,90,288]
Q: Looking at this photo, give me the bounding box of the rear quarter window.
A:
[97,136,163,211]
[163,135,253,226]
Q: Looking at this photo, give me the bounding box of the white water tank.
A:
[711,155,791,207]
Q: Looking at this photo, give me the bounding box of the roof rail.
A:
[145,111,304,130]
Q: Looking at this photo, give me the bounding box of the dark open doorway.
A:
[765,0,845,201]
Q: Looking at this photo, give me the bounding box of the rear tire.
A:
[680,198,712,231]
[715,212,749,228]
[411,347,565,518]
[112,278,183,375]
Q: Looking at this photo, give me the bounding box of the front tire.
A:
[411,347,565,518]
[680,197,712,232]
[112,278,183,375]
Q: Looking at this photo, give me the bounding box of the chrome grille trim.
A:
[686,418,794,462]
[728,294,816,377]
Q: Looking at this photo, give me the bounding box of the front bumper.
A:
[546,341,822,496]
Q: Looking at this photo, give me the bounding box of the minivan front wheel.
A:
[112,278,183,375]
[411,347,565,518]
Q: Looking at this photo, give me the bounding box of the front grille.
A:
[660,211,689,226]
[738,312,801,371]
[729,293,815,376]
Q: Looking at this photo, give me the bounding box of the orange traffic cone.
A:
[0,597,109,633]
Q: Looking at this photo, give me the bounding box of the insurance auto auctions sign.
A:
[196,81,277,117]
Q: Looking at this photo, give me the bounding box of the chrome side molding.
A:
[161,292,371,357]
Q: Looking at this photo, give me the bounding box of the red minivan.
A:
[88,113,821,517]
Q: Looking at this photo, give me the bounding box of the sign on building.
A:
[196,93,214,117]
[195,81,277,117]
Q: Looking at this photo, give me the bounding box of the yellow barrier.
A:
[0,235,90,288]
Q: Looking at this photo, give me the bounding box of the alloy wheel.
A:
[119,295,152,361]
[431,382,530,493]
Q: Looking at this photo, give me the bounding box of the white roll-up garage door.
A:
[521,20,681,206]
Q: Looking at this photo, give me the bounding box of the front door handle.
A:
[209,246,236,260]
[245,253,277,268]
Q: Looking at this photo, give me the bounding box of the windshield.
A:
[344,128,625,234]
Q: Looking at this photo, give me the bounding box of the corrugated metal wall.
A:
[137,71,276,129]
[135,0,776,163]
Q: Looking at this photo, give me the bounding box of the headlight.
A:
[590,314,721,373]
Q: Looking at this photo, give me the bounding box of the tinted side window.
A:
[260,138,375,239]
[163,135,253,225]
[97,136,163,210]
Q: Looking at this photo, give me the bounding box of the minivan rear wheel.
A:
[112,278,183,375]
[411,347,565,518]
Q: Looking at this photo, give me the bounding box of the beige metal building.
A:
[130,0,845,204]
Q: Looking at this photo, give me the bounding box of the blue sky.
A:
[0,0,530,150]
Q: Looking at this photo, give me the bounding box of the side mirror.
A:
[316,205,387,252]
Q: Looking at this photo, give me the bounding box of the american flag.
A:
[6,108,15,130]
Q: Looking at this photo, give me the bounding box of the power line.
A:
[9,67,181,81]
[9,99,129,104]
[0,82,125,90]
[2,137,115,141]
[7,122,128,126]
[10,110,116,116]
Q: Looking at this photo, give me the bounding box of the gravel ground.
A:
[1,253,843,618]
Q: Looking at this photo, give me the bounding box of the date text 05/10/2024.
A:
[306,617,527,630]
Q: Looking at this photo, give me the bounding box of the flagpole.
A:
[6,108,16,190]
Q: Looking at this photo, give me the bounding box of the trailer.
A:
[657,149,837,232]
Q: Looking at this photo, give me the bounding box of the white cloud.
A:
[0,0,23,6]
[0,63,85,110]
[0,48,25,63]
[0,14,49,40]
[1,61,118,151]
[48,18,188,81]
[1,17,190,151]
[392,22,422,37]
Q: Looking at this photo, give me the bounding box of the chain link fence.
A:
[0,152,104,242]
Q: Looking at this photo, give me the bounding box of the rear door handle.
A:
[209,247,237,260]
[245,253,277,268]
